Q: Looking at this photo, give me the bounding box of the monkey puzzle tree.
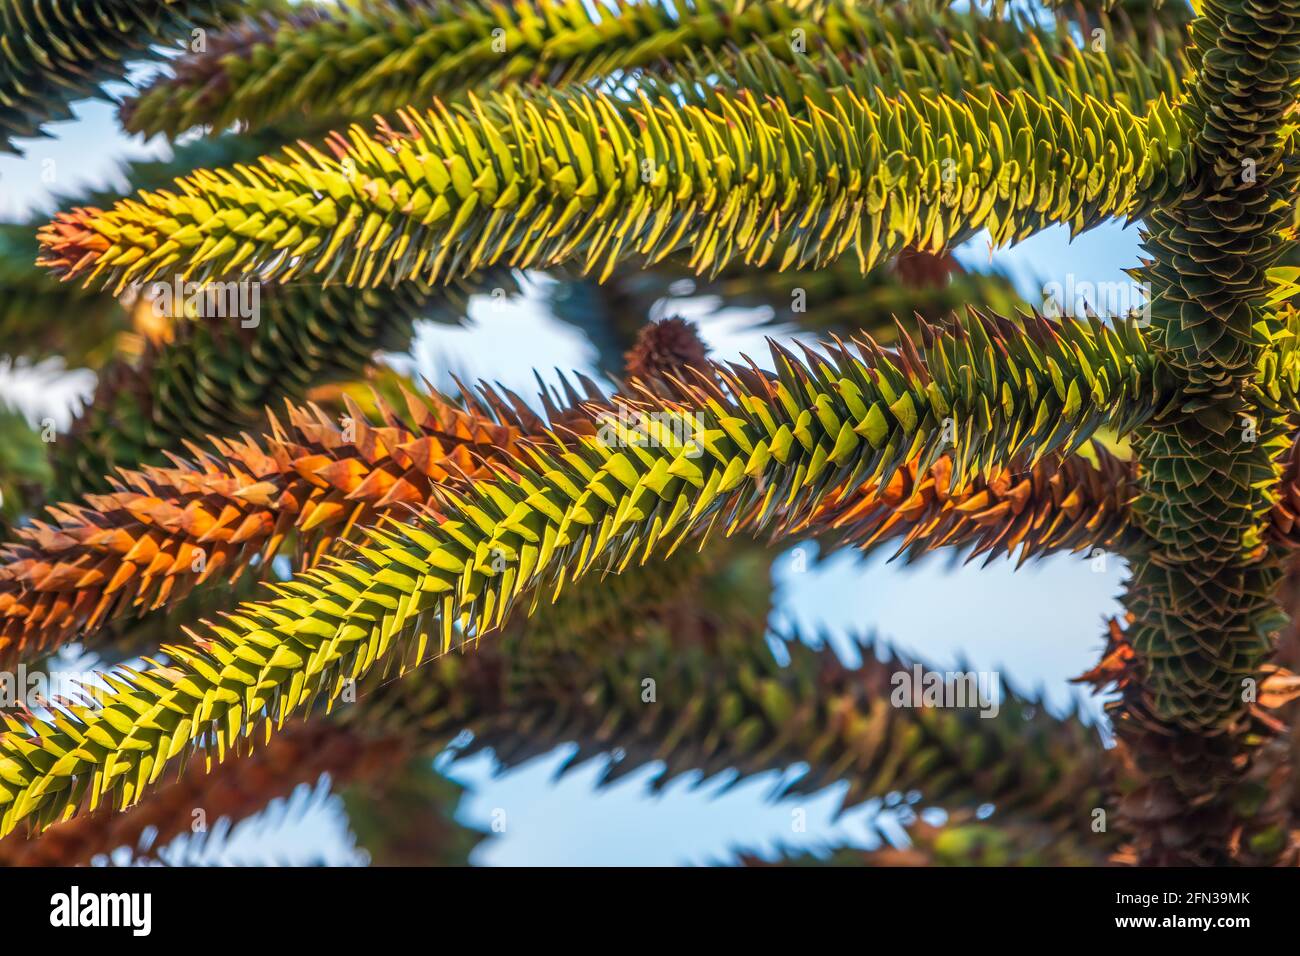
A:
[0,0,1298,867]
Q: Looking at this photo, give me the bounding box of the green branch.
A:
[50,272,519,499]
[0,310,1159,834]
[38,84,1189,293]
[121,0,1188,137]
[0,0,250,152]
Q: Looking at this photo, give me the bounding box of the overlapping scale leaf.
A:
[123,0,834,136]
[49,271,520,500]
[0,721,413,866]
[0,386,531,663]
[0,536,1110,849]
[658,6,1187,118]
[0,309,1165,832]
[810,443,1137,566]
[0,320,680,662]
[2,128,333,369]
[1111,0,1300,866]
[0,308,1163,666]
[1098,619,1300,866]
[36,83,1189,293]
[120,0,1188,138]
[1123,0,1300,731]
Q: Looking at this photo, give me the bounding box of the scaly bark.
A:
[1116,0,1300,865]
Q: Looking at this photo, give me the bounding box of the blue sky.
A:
[0,78,1145,866]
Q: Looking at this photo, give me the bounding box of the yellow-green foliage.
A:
[0,311,1160,834]
[42,84,1187,294]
